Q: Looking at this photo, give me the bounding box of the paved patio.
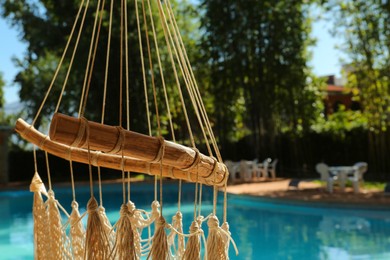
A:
[226,179,390,207]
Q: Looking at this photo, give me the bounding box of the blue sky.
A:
[0,11,345,105]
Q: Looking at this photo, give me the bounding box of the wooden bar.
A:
[49,113,220,175]
[15,118,228,186]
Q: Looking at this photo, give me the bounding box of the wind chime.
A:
[16,0,238,259]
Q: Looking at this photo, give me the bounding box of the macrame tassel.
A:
[69,201,85,260]
[30,172,50,259]
[110,204,136,259]
[183,221,201,260]
[206,215,226,260]
[221,222,231,259]
[84,197,110,259]
[148,215,169,259]
[168,211,185,258]
[46,190,72,259]
[98,206,116,249]
[127,201,142,258]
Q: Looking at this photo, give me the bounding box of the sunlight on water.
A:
[1,184,390,259]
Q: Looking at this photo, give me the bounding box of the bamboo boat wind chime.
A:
[15,0,238,259]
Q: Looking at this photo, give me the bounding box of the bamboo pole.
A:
[49,113,220,172]
[15,118,227,186]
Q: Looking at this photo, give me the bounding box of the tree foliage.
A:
[323,0,390,173]
[1,0,199,138]
[200,0,321,157]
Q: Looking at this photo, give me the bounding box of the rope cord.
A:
[124,0,130,131]
[124,0,132,202]
[135,0,151,136]
[156,0,195,148]
[166,0,223,161]
[97,166,103,206]
[101,0,115,124]
[119,0,124,126]
[69,156,77,202]
[33,146,38,174]
[34,0,88,125]
[156,0,200,216]
[140,0,159,201]
[83,117,94,198]
[146,0,163,136]
[44,151,52,191]
[78,0,102,117]
[54,0,87,114]
[81,0,106,117]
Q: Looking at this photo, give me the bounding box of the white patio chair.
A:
[350,162,368,193]
[260,158,271,178]
[251,159,261,179]
[239,160,253,182]
[268,159,278,179]
[224,160,240,183]
[315,163,337,193]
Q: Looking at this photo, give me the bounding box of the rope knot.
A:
[120,204,129,217]
[151,200,160,211]
[189,221,199,233]
[175,211,182,220]
[87,197,99,212]
[71,200,79,209]
[127,201,136,213]
[47,189,55,199]
[156,216,166,228]
[207,215,220,229]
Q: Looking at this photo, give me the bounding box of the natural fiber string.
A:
[54,0,87,113]
[43,152,72,259]
[83,117,111,259]
[135,0,152,136]
[30,151,50,259]
[80,0,106,116]
[101,0,114,123]
[67,153,86,260]
[78,0,103,117]
[33,0,88,125]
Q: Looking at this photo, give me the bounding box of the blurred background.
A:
[0,0,389,183]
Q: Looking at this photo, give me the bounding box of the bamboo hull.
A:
[15,118,228,186]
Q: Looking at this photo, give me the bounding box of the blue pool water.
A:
[1,182,390,259]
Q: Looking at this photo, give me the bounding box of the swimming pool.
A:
[1,182,390,259]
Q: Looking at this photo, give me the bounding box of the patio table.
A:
[328,166,355,192]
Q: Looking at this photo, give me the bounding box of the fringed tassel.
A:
[30,172,50,259]
[98,206,116,249]
[127,201,142,258]
[221,222,231,259]
[206,215,226,260]
[69,201,85,260]
[148,216,169,259]
[110,204,136,259]
[183,221,201,260]
[84,197,110,259]
[46,190,71,259]
[168,211,185,259]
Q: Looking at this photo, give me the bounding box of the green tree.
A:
[324,0,390,173]
[1,0,199,138]
[200,0,320,159]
